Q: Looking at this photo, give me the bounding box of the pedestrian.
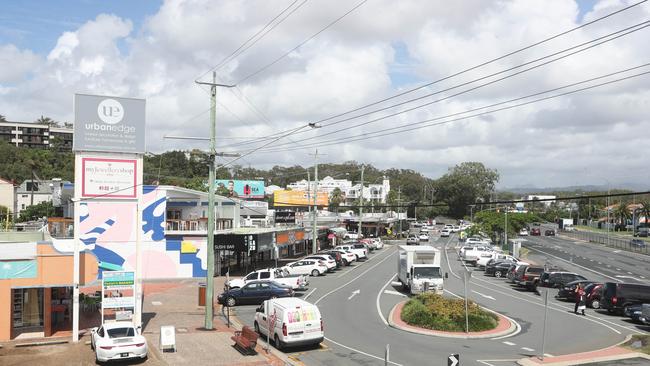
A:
[574,283,586,315]
[533,279,541,296]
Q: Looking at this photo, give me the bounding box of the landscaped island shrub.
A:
[401,293,498,332]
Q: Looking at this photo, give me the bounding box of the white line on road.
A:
[628,272,633,275]
[384,290,407,297]
[377,274,398,326]
[521,347,535,352]
[325,337,404,366]
[304,288,317,300]
[614,250,621,253]
[477,361,495,366]
[616,268,621,271]
[471,290,496,300]
[544,353,554,357]
[503,341,516,346]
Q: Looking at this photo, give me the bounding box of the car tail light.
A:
[100,346,114,350]
[321,319,324,331]
[319,260,325,265]
[612,297,618,304]
[135,343,145,347]
[523,275,528,281]
[282,323,287,336]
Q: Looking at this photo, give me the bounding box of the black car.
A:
[486,261,515,278]
[545,230,555,236]
[217,280,293,307]
[540,271,586,288]
[601,282,650,314]
[556,280,596,300]
[630,239,647,248]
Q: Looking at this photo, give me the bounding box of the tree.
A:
[0,114,6,122]
[329,187,344,209]
[637,200,650,227]
[18,201,53,222]
[433,162,499,219]
[35,115,59,127]
[613,203,631,230]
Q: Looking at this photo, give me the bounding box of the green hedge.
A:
[401,293,498,332]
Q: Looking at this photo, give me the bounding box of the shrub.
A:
[401,293,498,332]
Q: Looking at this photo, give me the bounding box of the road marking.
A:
[324,337,403,366]
[503,341,516,346]
[628,272,633,275]
[304,288,317,300]
[521,347,535,352]
[544,353,554,357]
[315,248,396,305]
[590,259,594,262]
[384,290,407,297]
[151,301,162,306]
[526,246,622,282]
[614,250,621,253]
[641,276,646,279]
[472,290,496,300]
[616,268,621,271]
[598,262,602,264]
[348,289,361,300]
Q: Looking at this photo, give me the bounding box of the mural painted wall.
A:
[54,186,208,283]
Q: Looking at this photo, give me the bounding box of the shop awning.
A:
[0,242,37,260]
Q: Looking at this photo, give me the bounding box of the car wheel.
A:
[274,334,284,351]
[270,295,278,300]
[254,321,260,334]
[495,271,502,278]
[591,299,600,309]
[226,297,236,307]
[343,259,349,266]
[311,269,320,277]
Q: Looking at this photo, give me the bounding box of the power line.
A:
[218,0,648,148]
[249,64,650,153]
[196,0,309,81]
[240,20,650,151]
[236,0,369,84]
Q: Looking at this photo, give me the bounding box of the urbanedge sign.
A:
[74,94,146,153]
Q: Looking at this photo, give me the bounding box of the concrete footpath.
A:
[141,277,294,365]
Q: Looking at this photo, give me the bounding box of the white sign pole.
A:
[134,199,143,328]
[72,196,80,342]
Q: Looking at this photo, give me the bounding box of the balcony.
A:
[165,218,233,233]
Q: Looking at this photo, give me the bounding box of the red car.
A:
[531,228,541,236]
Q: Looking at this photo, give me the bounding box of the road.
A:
[229,232,646,366]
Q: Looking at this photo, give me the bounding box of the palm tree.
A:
[35,115,58,127]
[329,187,344,209]
[0,114,6,122]
[638,200,650,227]
[613,203,631,231]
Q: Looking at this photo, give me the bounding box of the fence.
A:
[561,229,649,255]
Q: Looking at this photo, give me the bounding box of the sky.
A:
[1,0,649,189]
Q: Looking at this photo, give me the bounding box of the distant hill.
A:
[501,183,650,195]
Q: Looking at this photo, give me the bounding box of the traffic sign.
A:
[448,353,460,366]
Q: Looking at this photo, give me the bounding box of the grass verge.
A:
[624,335,650,354]
[401,293,498,332]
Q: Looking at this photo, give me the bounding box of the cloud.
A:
[0,0,649,188]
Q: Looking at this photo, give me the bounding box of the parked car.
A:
[461,246,493,266]
[218,281,293,307]
[506,264,523,283]
[587,283,603,309]
[371,237,384,249]
[630,239,647,248]
[332,249,357,265]
[530,228,541,236]
[539,271,587,288]
[228,268,308,290]
[283,260,329,277]
[360,238,377,251]
[440,229,451,237]
[418,233,430,242]
[601,282,650,314]
[519,228,529,236]
[634,227,649,237]
[254,298,324,351]
[406,234,419,245]
[335,244,367,260]
[514,265,544,290]
[477,253,518,269]
[556,280,597,300]
[466,237,489,245]
[91,322,148,363]
[317,251,344,268]
[544,229,555,236]
[304,255,337,272]
[486,261,517,278]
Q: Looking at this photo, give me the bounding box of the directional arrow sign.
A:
[348,289,360,300]
[448,353,459,366]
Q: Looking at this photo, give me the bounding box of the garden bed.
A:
[401,293,498,332]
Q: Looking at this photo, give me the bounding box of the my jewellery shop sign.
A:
[73,94,145,153]
[81,157,137,198]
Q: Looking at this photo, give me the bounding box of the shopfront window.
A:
[12,288,44,329]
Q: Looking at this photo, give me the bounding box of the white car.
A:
[371,237,384,249]
[466,237,489,245]
[284,260,328,277]
[418,233,430,242]
[476,253,518,268]
[440,229,451,237]
[333,249,357,264]
[519,228,529,236]
[91,322,148,363]
[335,244,367,260]
[304,255,337,272]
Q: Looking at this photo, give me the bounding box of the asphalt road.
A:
[229,232,646,366]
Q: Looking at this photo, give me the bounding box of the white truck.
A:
[228,268,309,290]
[397,245,444,295]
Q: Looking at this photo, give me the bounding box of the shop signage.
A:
[273,190,328,207]
[74,94,146,153]
[215,179,265,199]
[274,210,296,224]
[81,157,137,198]
[102,271,135,310]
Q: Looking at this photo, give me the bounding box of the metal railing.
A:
[561,229,649,255]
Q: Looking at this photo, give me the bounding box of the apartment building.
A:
[0,121,73,150]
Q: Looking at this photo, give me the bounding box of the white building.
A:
[15,179,70,217]
[287,176,352,195]
[525,195,557,208]
[287,176,390,205]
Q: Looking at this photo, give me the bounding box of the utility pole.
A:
[307,170,311,230]
[358,165,365,238]
[309,150,324,254]
[195,72,235,330]
[397,187,402,238]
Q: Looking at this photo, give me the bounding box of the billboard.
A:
[74,94,146,153]
[215,179,265,198]
[274,190,329,207]
[81,157,137,198]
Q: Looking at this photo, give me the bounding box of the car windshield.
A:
[107,327,135,338]
[413,267,442,278]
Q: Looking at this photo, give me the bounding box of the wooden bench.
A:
[231,326,258,355]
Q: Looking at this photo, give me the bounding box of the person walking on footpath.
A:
[574,283,586,315]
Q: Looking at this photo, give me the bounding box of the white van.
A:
[254,298,324,351]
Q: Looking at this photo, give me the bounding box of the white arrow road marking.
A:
[348,289,360,300]
[384,290,407,297]
[521,347,535,352]
[503,341,516,346]
[448,354,459,366]
[472,290,496,300]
